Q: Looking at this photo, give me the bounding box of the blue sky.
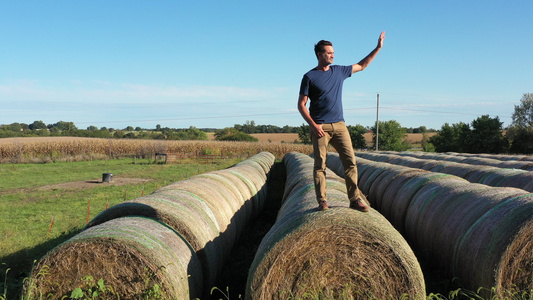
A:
[1,1,531,130]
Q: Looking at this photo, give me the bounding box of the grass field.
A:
[0,157,244,299]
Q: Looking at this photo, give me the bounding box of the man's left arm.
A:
[352,31,385,74]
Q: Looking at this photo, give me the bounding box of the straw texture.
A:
[246,152,425,300]
[327,152,533,296]
[26,152,275,299]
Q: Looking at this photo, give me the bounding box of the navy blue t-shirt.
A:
[299,65,352,124]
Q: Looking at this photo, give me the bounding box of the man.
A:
[298,31,385,212]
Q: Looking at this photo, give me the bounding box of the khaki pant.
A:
[312,121,359,203]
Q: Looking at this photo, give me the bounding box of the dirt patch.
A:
[38,177,153,191]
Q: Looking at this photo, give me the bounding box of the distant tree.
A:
[421,133,435,152]
[468,115,508,153]
[511,93,533,129]
[135,127,142,131]
[372,120,410,151]
[298,124,312,144]
[282,125,293,133]
[49,121,77,132]
[417,126,428,134]
[170,126,208,140]
[347,124,367,149]
[237,120,256,134]
[507,125,533,154]
[215,127,240,140]
[214,127,256,142]
[508,93,533,154]
[218,131,258,142]
[125,126,134,131]
[2,123,26,132]
[29,120,47,130]
[113,130,126,139]
[87,125,98,131]
[429,122,471,152]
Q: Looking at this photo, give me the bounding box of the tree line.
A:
[297,93,533,155]
[0,120,299,141]
[2,93,532,154]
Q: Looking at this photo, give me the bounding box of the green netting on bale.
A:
[246,152,426,300]
[25,217,203,300]
[31,151,275,298]
[453,194,533,297]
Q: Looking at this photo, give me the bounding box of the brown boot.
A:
[318,200,329,211]
[350,196,369,212]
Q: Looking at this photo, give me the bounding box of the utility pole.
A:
[375,92,380,151]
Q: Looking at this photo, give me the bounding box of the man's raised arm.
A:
[352,31,385,74]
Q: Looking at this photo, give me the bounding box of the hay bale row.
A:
[381,150,533,171]
[246,152,426,300]
[356,151,533,192]
[25,152,275,299]
[326,153,533,296]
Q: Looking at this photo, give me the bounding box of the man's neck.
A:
[315,63,330,71]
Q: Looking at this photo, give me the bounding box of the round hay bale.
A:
[246,152,426,299]
[407,182,525,271]
[403,175,470,246]
[439,163,486,179]
[246,209,426,300]
[373,168,429,215]
[453,194,533,296]
[227,166,270,214]
[87,193,220,252]
[477,168,526,187]
[236,151,275,174]
[378,169,428,225]
[355,158,375,182]
[463,166,501,183]
[158,180,234,232]
[196,171,252,221]
[325,152,345,175]
[357,162,390,197]
[25,217,203,300]
[426,161,456,173]
[366,163,413,210]
[387,172,459,234]
[393,156,427,169]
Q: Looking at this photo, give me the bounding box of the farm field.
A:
[208,131,437,147]
[1,137,531,299]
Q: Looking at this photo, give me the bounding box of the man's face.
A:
[319,45,334,65]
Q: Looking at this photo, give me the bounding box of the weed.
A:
[209,286,242,300]
[69,276,118,299]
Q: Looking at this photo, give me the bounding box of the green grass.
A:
[0,157,242,299]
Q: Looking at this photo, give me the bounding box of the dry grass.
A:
[0,137,313,162]
[246,152,426,299]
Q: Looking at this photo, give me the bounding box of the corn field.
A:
[0,137,313,163]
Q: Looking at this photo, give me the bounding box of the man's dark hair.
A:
[314,40,332,59]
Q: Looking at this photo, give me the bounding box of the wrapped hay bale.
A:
[406,181,526,270]
[246,152,426,300]
[476,168,526,187]
[453,194,533,296]
[37,152,274,297]
[390,155,428,169]
[357,161,391,197]
[327,155,533,295]
[387,172,460,234]
[25,217,203,299]
[367,163,429,212]
[496,171,533,192]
